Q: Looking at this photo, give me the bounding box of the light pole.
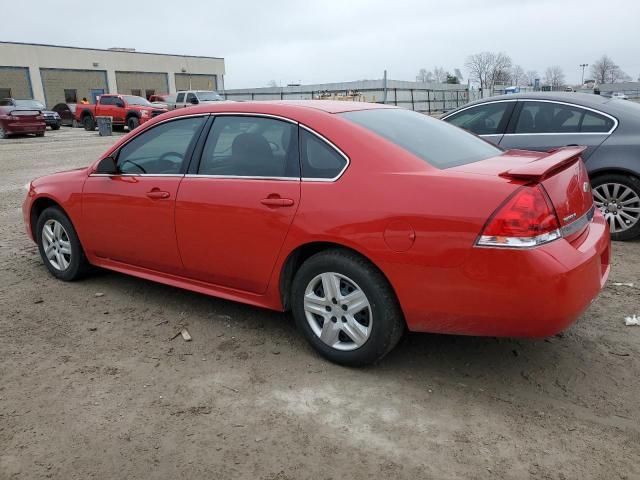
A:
[579,64,588,86]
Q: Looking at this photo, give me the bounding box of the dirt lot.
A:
[1,128,639,480]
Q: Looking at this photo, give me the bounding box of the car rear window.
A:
[340,108,502,168]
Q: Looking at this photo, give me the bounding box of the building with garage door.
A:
[0,42,225,107]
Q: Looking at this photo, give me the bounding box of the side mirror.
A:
[95,156,118,174]
[116,101,125,108]
[189,97,199,105]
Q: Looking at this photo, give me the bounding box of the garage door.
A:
[175,73,218,91]
[116,72,169,99]
[40,69,108,107]
[0,67,32,99]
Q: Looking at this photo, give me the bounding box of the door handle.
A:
[146,189,170,199]
[260,197,295,207]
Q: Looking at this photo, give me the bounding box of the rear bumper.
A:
[5,121,46,134]
[395,210,611,337]
[44,118,60,127]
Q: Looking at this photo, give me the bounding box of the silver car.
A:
[442,92,640,240]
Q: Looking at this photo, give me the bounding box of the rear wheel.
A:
[83,115,95,131]
[127,116,140,131]
[36,207,89,281]
[592,174,640,241]
[291,249,405,366]
[51,124,61,130]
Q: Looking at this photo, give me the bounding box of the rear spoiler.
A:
[500,146,586,181]
[9,109,42,116]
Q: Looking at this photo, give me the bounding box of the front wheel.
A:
[51,124,61,131]
[592,174,640,241]
[291,249,405,366]
[83,115,95,131]
[127,116,140,131]
[36,207,89,281]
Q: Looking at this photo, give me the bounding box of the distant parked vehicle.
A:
[149,94,176,110]
[611,92,628,100]
[442,92,640,240]
[174,90,225,109]
[0,104,45,138]
[75,94,168,131]
[0,98,60,129]
[52,103,77,127]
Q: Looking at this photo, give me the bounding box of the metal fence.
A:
[222,86,476,115]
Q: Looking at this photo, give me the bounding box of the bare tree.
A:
[416,68,434,83]
[590,55,632,84]
[465,51,512,97]
[544,66,565,90]
[432,66,447,83]
[525,70,539,86]
[510,65,525,86]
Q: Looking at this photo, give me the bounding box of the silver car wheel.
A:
[41,219,72,271]
[303,272,372,351]
[593,183,640,234]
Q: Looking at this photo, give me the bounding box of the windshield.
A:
[13,99,46,109]
[197,91,223,101]
[123,95,152,106]
[339,108,503,169]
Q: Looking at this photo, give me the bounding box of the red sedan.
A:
[1,105,46,138]
[22,101,610,365]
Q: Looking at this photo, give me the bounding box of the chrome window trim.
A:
[209,111,298,124]
[299,124,350,182]
[444,98,618,136]
[184,174,298,182]
[89,173,185,177]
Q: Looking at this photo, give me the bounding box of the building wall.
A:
[0,42,225,106]
[0,66,32,99]
[115,71,169,97]
[40,68,108,107]
[175,73,218,91]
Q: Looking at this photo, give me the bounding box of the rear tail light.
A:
[477,185,562,248]
[36,115,44,120]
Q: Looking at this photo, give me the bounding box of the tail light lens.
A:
[477,185,562,248]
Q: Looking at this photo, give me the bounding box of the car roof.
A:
[454,91,613,110]
[202,100,395,114]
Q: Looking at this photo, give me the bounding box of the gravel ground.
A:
[1,128,639,480]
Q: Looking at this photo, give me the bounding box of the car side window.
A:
[116,117,206,174]
[176,93,185,103]
[580,111,615,133]
[186,93,196,103]
[99,96,113,106]
[514,101,603,134]
[198,116,299,178]
[446,102,512,135]
[299,129,347,179]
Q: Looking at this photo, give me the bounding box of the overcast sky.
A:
[3,0,639,88]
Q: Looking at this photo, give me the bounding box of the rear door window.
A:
[514,101,615,134]
[176,93,185,103]
[445,102,513,135]
[198,116,299,178]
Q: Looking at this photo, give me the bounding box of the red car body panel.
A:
[23,101,610,338]
[0,106,46,135]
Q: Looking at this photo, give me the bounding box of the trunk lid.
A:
[451,147,594,236]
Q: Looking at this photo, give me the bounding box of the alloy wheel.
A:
[41,219,72,271]
[303,272,372,351]
[593,183,640,234]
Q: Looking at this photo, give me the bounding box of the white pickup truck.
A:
[173,90,226,109]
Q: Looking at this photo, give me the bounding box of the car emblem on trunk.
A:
[564,213,577,222]
[583,182,590,192]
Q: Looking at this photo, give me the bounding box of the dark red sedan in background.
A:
[0,105,46,138]
[22,101,610,365]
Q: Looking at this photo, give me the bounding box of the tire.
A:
[36,207,90,281]
[83,115,95,131]
[35,131,45,137]
[291,249,405,366]
[51,124,61,130]
[127,116,140,131]
[591,173,640,241]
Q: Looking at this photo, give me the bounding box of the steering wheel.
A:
[120,159,147,174]
[158,152,183,163]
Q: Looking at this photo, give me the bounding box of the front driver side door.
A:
[82,115,207,274]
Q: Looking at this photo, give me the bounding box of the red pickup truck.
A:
[76,94,167,131]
